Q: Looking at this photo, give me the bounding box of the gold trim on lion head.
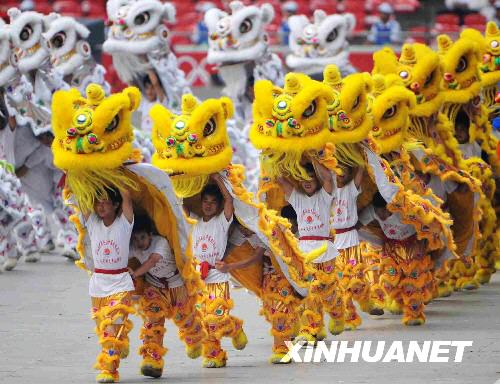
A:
[150,94,234,176]
[51,84,141,171]
[369,74,416,154]
[373,44,442,117]
[323,64,373,144]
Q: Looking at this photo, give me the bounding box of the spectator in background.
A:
[443,0,489,25]
[279,1,298,46]
[20,0,35,11]
[137,76,159,135]
[367,3,402,46]
[481,0,497,20]
[490,1,500,24]
[192,2,215,45]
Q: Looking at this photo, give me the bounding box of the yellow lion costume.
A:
[51,84,205,382]
[150,93,316,365]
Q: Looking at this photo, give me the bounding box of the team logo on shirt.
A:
[104,248,111,255]
[306,215,313,224]
[201,243,208,252]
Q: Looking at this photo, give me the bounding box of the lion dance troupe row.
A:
[0,0,499,383]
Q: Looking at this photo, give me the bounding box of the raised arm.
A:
[211,173,234,221]
[312,159,333,194]
[277,176,294,200]
[130,253,161,279]
[147,70,166,102]
[354,166,364,189]
[120,189,134,224]
[215,246,265,273]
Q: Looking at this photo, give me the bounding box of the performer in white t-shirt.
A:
[82,188,135,383]
[331,165,374,330]
[188,174,247,368]
[359,192,428,326]
[277,159,343,344]
[128,215,205,378]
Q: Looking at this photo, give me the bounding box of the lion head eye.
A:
[456,56,468,73]
[424,70,435,87]
[203,118,216,136]
[326,28,338,42]
[51,32,66,49]
[105,115,120,132]
[134,11,150,26]
[352,96,360,110]
[302,100,317,118]
[239,18,252,34]
[20,24,33,41]
[382,105,397,119]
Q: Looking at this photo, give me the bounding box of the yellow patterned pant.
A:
[300,259,344,336]
[138,283,206,370]
[379,237,429,325]
[261,271,300,354]
[335,245,372,327]
[201,282,244,363]
[91,292,134,376]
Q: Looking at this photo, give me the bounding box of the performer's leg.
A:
[137,285,168,378]
[0,232,19,271]
[399,241,427,326]
[92,292,134,383]
[168,284,206,359]
[361,242,385,315]
[379,243,403,315]
[201,282,246,368]
[261,272,300,364]
[313,259,345,337]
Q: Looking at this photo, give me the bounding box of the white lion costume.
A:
[42,13,110,96]
[8,8,67,110]
[103,0,189,112]
[286,10,357,77]
[205,1,283,189]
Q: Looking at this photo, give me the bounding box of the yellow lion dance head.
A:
[250,72,335,181]
[150,94,234,197]
[52,83,141,212]
[368,74,416,154]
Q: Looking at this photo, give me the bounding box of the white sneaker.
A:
[4,258,18,271]
[25,254,41,263]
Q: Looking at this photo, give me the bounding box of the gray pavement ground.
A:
[1,253,500,384]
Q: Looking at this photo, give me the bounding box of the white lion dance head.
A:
[205,1,283,100]
[8,7,49,74]
[205,0,275,66]
[0,19,16,88]
[286,10,356,77]
[103,0,189,110]
[42,13,110,94]
[103,0,175,84]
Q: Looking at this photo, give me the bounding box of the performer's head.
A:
[234,218,255,237]
[337,166,354,188]
[300,163,320,196]
[454,109,470,144]
[36,131,54,147]
[143,75,157,103]
[94,187,122,221]
[132,215,154,250]
[281,204,298,234]
[201,183,224,220]
[372,191,391,220]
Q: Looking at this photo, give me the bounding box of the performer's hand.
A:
[215,261,230,273]
[15,165,28,178]
[128,267,135,279]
